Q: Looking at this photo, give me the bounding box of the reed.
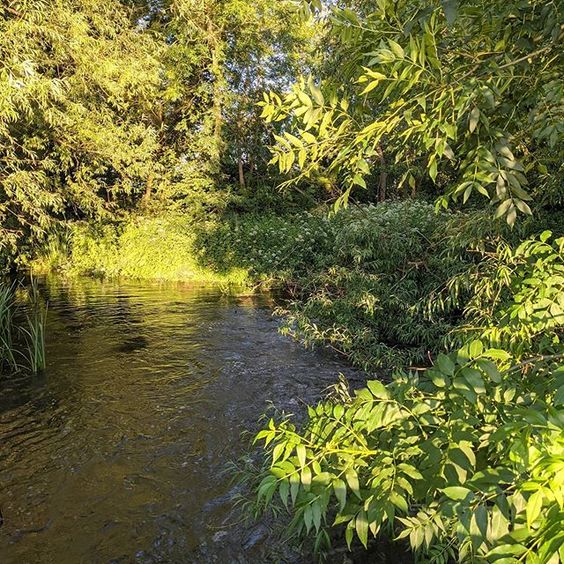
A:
[21,277,47,373]
[0,282,18,371]
[22,307,47,373]
[0,279,47,374]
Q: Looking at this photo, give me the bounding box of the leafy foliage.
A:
[0,0,162,254]
[254,345,563,562]
[34,211,335,287]
[1,0,321,266]
[0,280,47,374]
[278,200,461,369]
[194,212,336,281]
[260,0,563,223]
[431,231,564,357]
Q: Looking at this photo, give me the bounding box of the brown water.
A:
[0,278,363,563]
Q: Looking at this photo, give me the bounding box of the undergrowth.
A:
[33,203,563,369]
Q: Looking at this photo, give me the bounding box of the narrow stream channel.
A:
[0,277,365,563]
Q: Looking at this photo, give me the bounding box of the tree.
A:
[157,0,320,201]
[0,0,162,256]
[260,0,563,223]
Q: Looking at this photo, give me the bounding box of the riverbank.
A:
[17,207,564,563]
[32,202,561,370]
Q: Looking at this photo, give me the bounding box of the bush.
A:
[33,216,250,287]
[253,345,563,563]
[430,231,564,357]
[278,201,465,369]
[34,210,339,289]
[193,211,336,281]
[251,230,564,562]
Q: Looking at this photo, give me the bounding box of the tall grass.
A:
[0,279,47,375]
[0,282,18,371]
[22,278,47,373]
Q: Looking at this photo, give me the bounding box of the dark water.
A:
[0,278,363,563]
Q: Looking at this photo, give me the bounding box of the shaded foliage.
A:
[261,0,563,222]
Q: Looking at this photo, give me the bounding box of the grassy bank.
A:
[33,202,562,370]
[32,212,338,289]
[0,280,47,375]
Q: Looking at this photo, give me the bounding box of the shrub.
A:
[33,217,251,287]
[278,201,464,369]
[253,345,563,562]
[431,231,564,357]
[193,211,337,282]
[251,229,564,562]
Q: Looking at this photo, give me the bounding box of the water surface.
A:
[0,278,361,563]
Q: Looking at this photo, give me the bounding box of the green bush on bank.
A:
[254,346,563,563]
[193,211,338,285]
[252,232,564,562]
[34,216,250,287]
[33,211,338,289]
[278,201,464,369]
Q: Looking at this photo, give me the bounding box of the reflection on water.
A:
[0,278,360,563]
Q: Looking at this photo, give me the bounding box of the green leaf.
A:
[461,367,486,394]
[346,468,361,499]
[442,486,472,501]
[470,505,488,548]
[398,463,423,481]
[526,490,543,528]
[490,503,510,542]
[495,198,513,218]
[296,444,306,468]
[290,472,300,505]
[389,491,409,513]
[308,77,324,106]
[301,466,312,490]
[345,520,354,549]
[437,353,455,375]
[279,479,289,508]
[540,230,552,243]
[486,544,527,558]
[303,505,313,532]
[469,340,483,358]
[388,40,405,59]
[429,368,449,388]
[272,442,285,464]
[333,478,347,511]
[429,156,438,182]
[469,107,480,133]
[312,501,322,532]
[367,380,388,398]
[355,509,369,548]
[361,80,380,95]
[484,348,511,361]
[258,475,276,502]
[507,204,517,226]
[477,359,501,383]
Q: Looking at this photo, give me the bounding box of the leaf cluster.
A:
[254,343,563,562]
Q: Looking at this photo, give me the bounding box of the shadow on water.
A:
[0,277,410,563]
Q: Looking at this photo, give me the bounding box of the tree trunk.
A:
[376,144,387,202]
[238,155,246,189]
[143,173,154,206]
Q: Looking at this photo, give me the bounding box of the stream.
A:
[0,277,370,563]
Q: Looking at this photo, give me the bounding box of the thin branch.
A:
[497,46,554,70]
